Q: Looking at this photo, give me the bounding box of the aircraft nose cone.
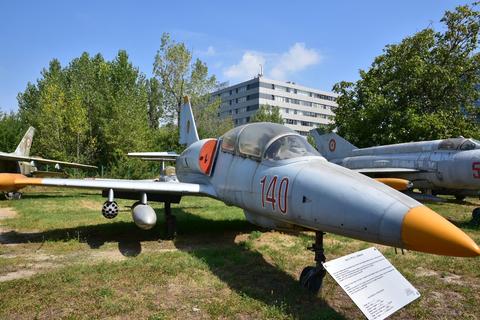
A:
[402,206,480,257]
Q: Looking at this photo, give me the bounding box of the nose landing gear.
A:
[300,231,327,294]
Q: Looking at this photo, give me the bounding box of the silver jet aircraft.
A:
[1,98,478,293]
[0,127,96,199]
[311,131,480,219]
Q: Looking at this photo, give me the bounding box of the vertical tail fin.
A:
[179,96,199,146]
[14,127,35,156]
[310,130,357,160]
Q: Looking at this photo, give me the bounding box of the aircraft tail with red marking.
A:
[310,130,356,160]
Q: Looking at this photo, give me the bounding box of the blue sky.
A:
[0,0,470,111]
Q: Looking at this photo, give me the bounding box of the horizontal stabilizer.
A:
[127,152,179,161]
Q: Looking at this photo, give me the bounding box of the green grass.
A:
[0,189,479,319]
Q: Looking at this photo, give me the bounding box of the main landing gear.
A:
[164,202,177,240]
[300,231,327,294]
[3,192,22,200]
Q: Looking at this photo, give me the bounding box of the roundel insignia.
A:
[329,139,336,152]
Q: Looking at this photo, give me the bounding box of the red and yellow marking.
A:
[0,173,43,192]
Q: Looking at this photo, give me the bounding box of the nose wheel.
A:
[300,231,327,294]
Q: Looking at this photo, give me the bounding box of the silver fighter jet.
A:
[0,126,96,199]
[1,98,478,294]
[311,131,480,219]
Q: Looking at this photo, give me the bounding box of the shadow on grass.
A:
[0,207,344,319]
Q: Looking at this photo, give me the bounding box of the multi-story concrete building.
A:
[212,76,338,136]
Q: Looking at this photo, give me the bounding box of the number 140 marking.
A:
[260,176,289,214]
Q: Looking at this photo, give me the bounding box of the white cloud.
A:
[223,43,321,81]
[223,51,266,80]
[270,43,321,80]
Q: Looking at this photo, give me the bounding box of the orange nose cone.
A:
[402,206,480,257]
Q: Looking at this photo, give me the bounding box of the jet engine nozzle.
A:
[132,203,157,230]
[102,201,119,219]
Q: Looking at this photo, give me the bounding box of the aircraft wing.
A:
[354,168,421,173]
[0,152,97,169]
[127,152,179,161]
[8,175,216,197]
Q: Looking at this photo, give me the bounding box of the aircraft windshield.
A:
[438,138,480,150]
[221,122,298,159]
[438,138,467,150]
[265,135,319,161]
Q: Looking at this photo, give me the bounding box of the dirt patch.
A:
[0,270,37,282]
[0,207,17,220]
[416,267,439,277]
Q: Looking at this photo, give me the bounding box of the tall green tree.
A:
[153,33,218,125]
[0,112,25,152]
[194,97,233,138]
[17,51,151,177]
[251,104,284,124]
[146,78,163,128]
[332,3,480,147]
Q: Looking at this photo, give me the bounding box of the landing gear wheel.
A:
[4,192,14,200]
[300,231,327,294]
[300,266,325,294]
[4,192,21,200]
[472,207,480,225]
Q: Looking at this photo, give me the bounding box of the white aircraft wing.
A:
[354,168,421,173]
[0,152,97,169]
[127,152,179,161]
[11,176,216,197]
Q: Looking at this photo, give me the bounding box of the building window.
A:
[297,89,309,96]
[238,86,247,93]
[286,119,297,125]
[300,100,312,107]
[238,96,247,103]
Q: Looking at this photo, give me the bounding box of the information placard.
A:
[323,247,420,320]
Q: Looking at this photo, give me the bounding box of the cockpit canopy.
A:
[221,122,319,161]
[438,138,480,151]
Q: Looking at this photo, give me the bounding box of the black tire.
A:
[472,208,480,223]
[300,266,323,294]
[455,195,466,202]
